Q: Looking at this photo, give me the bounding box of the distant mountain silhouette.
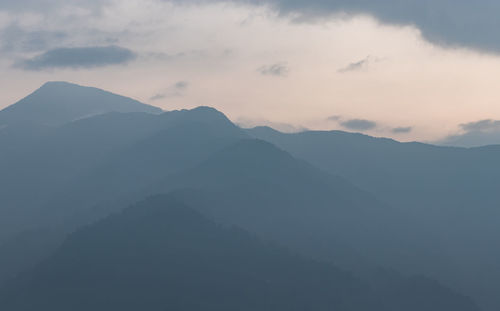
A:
[0,100,478,311]
[0,83,494,311]
[0,195,480,311]
[0,81,161,127]
[0,107,461,310]
[247,126,500,310]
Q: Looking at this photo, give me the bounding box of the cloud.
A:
[16,45,137,71]
[145,49,208,61]
[338,55,383,73]
[0,24,68,53]
[438,119,500,147]
[329,115,410,134]
[2,1,500,53]
[150,81,190,101]
[327,114,377,131]
[168,0,500,53]
[258,0,500,53]
[460,119,500,133]
[150,94,167,101]
[327,115,341,122]
[338,56,370,73]
[258,63,289,77]
[174,81,189,90]
[340,119,377,131]
[0,0,63,11]
[392,126,413,134]
[0,0,107,13]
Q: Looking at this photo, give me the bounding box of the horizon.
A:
[2,79,491,147]
[1,1,500,144]
[2,79,499,147]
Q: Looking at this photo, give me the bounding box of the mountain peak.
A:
[246,126,283,137]
[40,81,80,88]
[158,106,244,137]
[0,82,162,127]
[173,106,229,121]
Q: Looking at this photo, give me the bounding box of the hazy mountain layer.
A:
[0,105,245,241]
[0,196,480,311]
[247,126,500,310]
[0,82,494,310]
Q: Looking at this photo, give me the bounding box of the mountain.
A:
[149,139,451,276]
[0,103,464,309]
[37,109,248,226]
[247,126,500,310]
[0,228,64,288]
[0,106,245,242]
[246,126,500,229]
[0,106,248,285]
[0,195,480,311]
[0,81,162,127]
[0,84,492,310]
[0,110,456,308]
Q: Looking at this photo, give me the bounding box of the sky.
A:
[1,0,500,143]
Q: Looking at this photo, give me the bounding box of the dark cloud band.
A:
[255,0,500,53]
[173,0,500,53]
[16,45,137,71]
[340,119,377,131]
[392,126,413,134]
[439,119,500,147]
[4,1,500,53]
[460,119,500,132]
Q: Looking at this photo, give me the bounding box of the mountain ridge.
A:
[0,81,162,127]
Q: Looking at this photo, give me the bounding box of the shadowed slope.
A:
[0,195,381,311]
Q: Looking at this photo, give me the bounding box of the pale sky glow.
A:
[1,0,500,142]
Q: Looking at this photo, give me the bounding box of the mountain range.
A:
[0,82,499,310]
[248,126,500,310]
